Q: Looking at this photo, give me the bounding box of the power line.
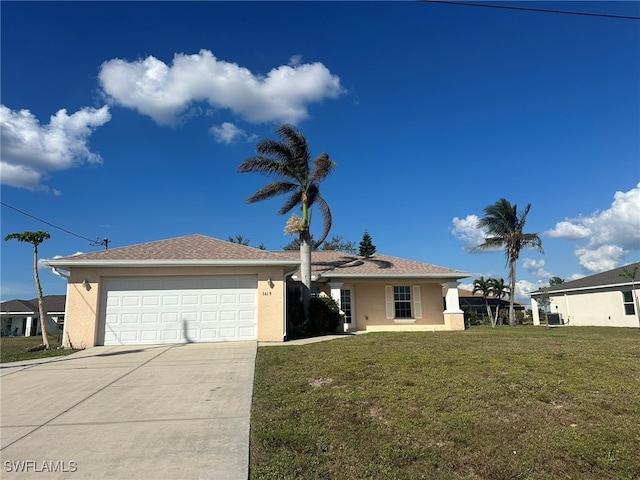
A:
[422,1,640,20]
[1,201,110,249]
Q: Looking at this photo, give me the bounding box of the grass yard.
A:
[250,326,640,480]
[0,335,79,363]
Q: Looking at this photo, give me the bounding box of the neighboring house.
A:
[0,295,66,337]
[43,234,471,348]
[529,261,640,328]
[455,288,525,323]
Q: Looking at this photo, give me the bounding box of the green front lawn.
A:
[0,335,79,363]
[251,326,640,479]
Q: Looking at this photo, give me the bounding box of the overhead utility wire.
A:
[422,1,640,21]
[0,201,110,249]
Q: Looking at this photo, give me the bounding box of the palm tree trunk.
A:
[33,245,50,348]
[485,301,494,328]
[299,228,312,327]
[493,305,500,327]
[508,259,516,326]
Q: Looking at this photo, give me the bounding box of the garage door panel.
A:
[162,296,179,306]
[182,295,199,305]
[100,276,257,345]
[142,296,160,306]
[201,295,218,305]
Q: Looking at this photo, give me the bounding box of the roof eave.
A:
[529,281,635,297]
[323,272,471,279]
[43,259,301,268]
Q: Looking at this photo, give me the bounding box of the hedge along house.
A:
[44,235,471,348]
[278,250,471,333]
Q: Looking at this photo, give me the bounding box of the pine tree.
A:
[359,230,376,257]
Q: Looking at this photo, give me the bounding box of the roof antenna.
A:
[91,237,110,249]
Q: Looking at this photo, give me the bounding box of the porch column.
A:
[442,281,465,331]
[443,282,462,313]
[328,282,345,331]
[531,297,540,326]
[25,316,34,337]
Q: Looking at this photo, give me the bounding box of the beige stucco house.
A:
[44,234,470,348]
[530,261,640,328]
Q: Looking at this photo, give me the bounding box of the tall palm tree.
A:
[4,230,52,348]
[489,277,509,327]
[472,276,494,325]
[476,199,543,326]
[238,124,335,322]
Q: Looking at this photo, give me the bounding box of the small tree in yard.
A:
[473,276,494,326]
[489,277,509,327]
[359,230,376,257]
[4,231,51,348]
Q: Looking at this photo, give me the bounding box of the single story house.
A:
[44,234,471,348]
[529,261,640,328]
[0,295,66,337]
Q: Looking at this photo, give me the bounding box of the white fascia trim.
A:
[529,281,635,297]
[43,259,301,268]
[323,273,471,279]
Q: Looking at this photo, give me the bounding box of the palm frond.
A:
[310,152,336,183]
[276,124,310,163]
[520,233,544,253]
[238,156,285,176]
[246,181,298,204]
[278,190,303,215]
[255,139,294,163]
[473,237,505,251]
[313,195,332,247]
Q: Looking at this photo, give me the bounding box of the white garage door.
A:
[99,276,257,345]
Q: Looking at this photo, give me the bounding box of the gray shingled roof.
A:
[277,250,469,279]
[0,295,66,314]
[530,261,640,296]
[46,234,299,265]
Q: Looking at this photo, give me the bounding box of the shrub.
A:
[310,295,341,333]
[286,288,342,339]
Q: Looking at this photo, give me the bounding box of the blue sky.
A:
[1,1,639,302]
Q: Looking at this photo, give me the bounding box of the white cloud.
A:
[522,258,552,280]
[289,55,303,66]
[546,183,640,273]
[517,279,547,301]
[575,244,626,273]
[209,122,257,144]
[451,214,491,252]
[0,104,111,191]
[546,221,590,240]
[98,49,344,126]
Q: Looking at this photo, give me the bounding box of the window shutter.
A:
[385,285,394,319]
[412,285,422,319]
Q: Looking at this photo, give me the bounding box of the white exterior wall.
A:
[548,288,639,328]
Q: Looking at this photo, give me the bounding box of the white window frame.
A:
[385,285,422,322]
[622,290,635,316]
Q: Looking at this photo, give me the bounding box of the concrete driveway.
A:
[0,342,257,479]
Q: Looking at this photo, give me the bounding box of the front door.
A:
[340,287,355,330]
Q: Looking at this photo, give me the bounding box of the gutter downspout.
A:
[51,267,70,280]
[51,267,71,348]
